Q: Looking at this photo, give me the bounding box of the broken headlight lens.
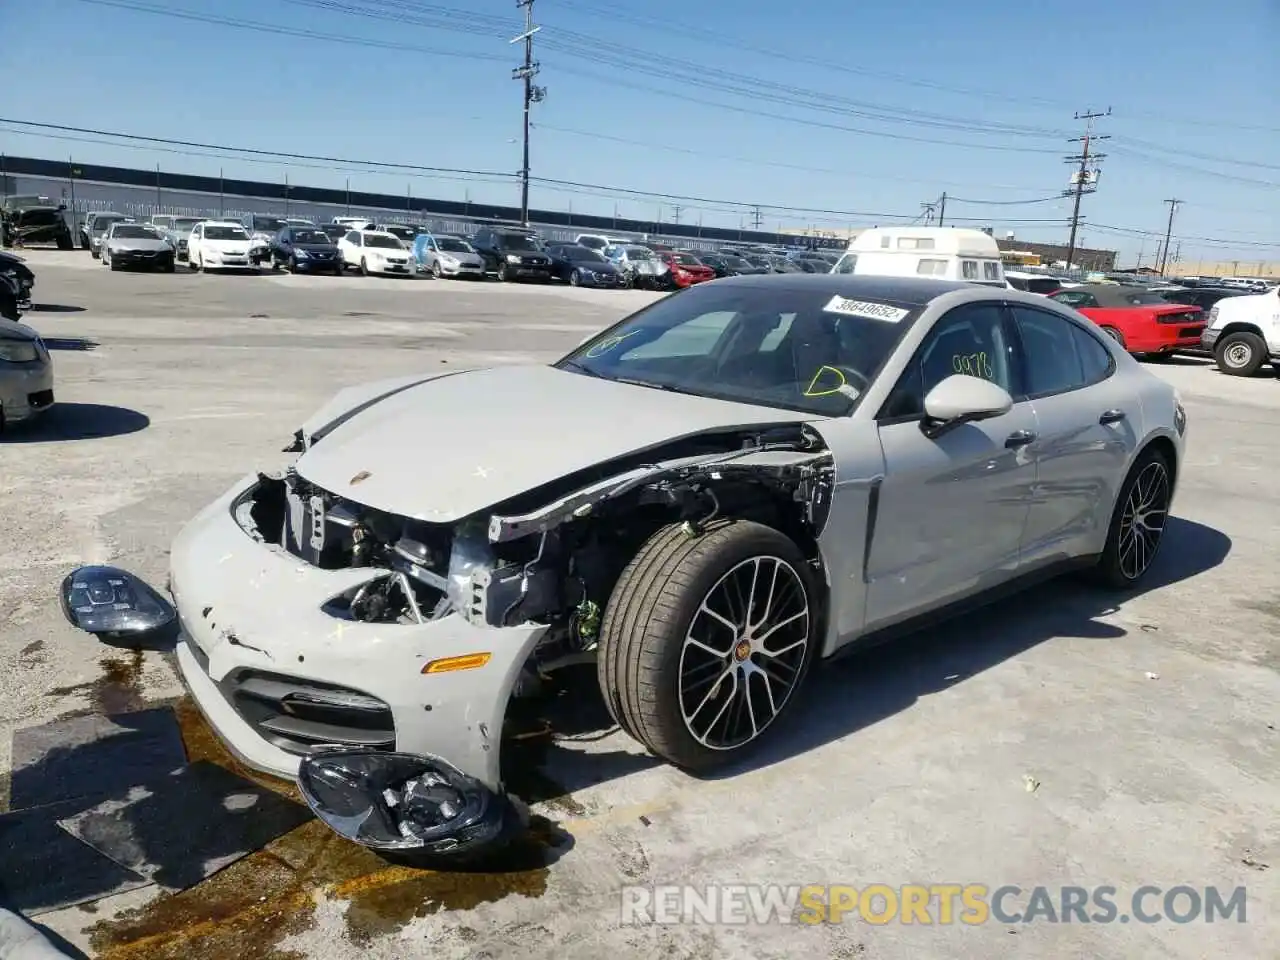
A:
[297,750,523,856]
[59,565,177,636]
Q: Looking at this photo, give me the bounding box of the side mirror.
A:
[921,374,1013,439]
[59,565,176,637]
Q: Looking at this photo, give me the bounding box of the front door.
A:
[864,301,1037,632]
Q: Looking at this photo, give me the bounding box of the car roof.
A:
[1060,283,1174,306]
[714,273,978,304]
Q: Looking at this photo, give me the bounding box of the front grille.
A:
[219,668,396,754]
[28,389,53,408]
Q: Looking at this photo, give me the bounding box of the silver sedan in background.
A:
[0,321,53,430]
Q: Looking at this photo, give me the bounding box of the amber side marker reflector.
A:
[423,652,492,674]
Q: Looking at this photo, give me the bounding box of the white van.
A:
[830,227,1007,287]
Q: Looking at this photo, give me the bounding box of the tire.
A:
[163,260,175,273]
[1099,326,1125,349]
[0,291,19,322]
[198,254,207,273]
[289,256,298,274]
[91,248,100,260]
[107,252,119,271]
[570,269,581,287]
[360,257,369,277]
[432,261,442,279]
[1091,446,1173,589]
[55,231,73,251]
[1214,331,1267,377]
[497,263,510,282]
[597,519,818,771]
[1143,352,1173,363]
[270,255,280,272]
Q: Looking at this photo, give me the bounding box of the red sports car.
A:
[1048,284,1204,358]
[658,251,716,288]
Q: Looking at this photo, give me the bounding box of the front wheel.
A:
[1215,331,1267,377]
[497,263,511,282]
[360,257,369,277]
[569,269,581,287]
[0,291,19,322]
[1091,447,1173,589]
[597,520,818,771]
[432,261,442,279]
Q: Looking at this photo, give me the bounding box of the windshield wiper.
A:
[560,359,608,378]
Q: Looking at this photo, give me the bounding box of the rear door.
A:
[1007,304,1135,563]
[864,300,1038,632]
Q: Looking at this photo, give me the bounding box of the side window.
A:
[1071,323,1114,385]
[1054,291,1098,308]
[345,231,358,244]
[983,262,1001,281]
[917,258,948,276]
[879,302,1013,420]
[961,260,979,280]
[1010,306,1086,397]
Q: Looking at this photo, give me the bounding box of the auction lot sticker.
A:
[822,296,909,323]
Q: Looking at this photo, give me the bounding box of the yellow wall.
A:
[1166,260,1280,278]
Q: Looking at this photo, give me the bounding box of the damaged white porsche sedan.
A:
[160,274,1184,852]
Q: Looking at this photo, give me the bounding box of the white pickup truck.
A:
[1200,285,1280,376]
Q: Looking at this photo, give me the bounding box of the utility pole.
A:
[750,205,763,230]
[511,0,546,227]
[937,192,947,227]
[1158,199,1182,276]
[1063,108,1110,272]
[672,205,683,225]
[919,200,936,225]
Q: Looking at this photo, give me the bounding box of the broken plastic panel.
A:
[297,749,524,856]
[58,566,176,637]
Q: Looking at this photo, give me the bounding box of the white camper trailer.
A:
[830,227,1007,287]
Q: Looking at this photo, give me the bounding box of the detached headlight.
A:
[505,253,520,263]
[0,339,40,363]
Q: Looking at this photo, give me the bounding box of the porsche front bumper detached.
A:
[169,472,544,847]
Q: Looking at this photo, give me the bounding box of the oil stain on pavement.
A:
[87,698,573,959]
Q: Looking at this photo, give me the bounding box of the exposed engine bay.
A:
[235,423,835,668]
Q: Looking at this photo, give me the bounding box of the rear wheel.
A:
[597,520,818,771]
[1099,326,1125,349]
[1092,447,1173,589]
[1215,331,1267,377]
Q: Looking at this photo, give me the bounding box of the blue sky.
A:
[4,0,1277,263]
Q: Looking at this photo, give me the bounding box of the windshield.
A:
[365,233,404,249]
[1120,289,1174,304]
[385,226,416,240]
[720,255,750,268]
[625,246,655,259]
[292,229,330,244]
[578,236,607,249]
[671,253,702,266]
[206,226,249,241]
[568,247,606,262]
[556,284,918,416]
[436,237,472,253]
[500,234,542,251]
[167,217,201,231]
[251,216,287,232]
[90,216,126,234]
[111,225,161,240]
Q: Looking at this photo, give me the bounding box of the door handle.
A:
[1005,429,1037,448]
[1099,409,1126,425]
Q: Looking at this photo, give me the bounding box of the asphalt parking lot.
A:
[2,250,1277,959]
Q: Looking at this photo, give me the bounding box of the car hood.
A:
[437,250,483,263]
[573,260,617,272]
[0,320,40,341]
[202,239,251,252]
[294,364,814,520]
[107,238,171,251]
[1213,289,1276,322]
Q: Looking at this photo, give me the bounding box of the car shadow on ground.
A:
[28,304,86,313]
[0,906,90,959]
[0,403,148,442]
[525,517,1231,798]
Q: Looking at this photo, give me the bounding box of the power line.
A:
[69,0,509,62]
[533,123,1062,192]
[1064,109,1110,270]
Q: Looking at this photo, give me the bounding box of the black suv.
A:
[269,226,342,274]
[471,227,552,282]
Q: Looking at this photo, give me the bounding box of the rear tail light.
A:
[1157,311,1201,325]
